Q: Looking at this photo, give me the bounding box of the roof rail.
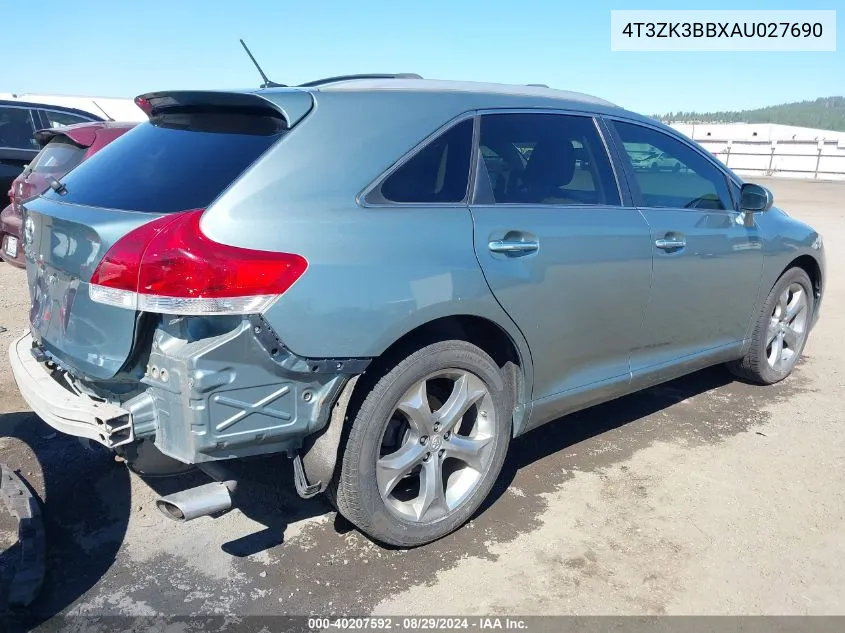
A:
[298,73,422,88]
[525,83,549,88]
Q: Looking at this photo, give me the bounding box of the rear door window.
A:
[43,113,285,213]
[0,106,38,150]
[478,113,620,205]
[377,119,473,203]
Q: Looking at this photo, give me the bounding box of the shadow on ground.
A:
[0,411,130,630]
[481,365,740,516]
[1,362,786,622]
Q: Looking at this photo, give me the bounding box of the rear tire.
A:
[329,340,511,547]
[728,267,814,385]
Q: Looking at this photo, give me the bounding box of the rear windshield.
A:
[31,140,86,175]
[44,113,285,213]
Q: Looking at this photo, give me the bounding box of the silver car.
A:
[10,77,825,547]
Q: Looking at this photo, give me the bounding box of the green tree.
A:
[655,97,845,132]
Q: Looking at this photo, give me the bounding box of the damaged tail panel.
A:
[141,315,359,463]
[12,315,369,465]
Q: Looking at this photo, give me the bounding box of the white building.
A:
[670,122,845,144]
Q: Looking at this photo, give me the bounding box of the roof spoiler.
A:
[135,91,284,117]
[34,126,96,149]
[134,90,314,128]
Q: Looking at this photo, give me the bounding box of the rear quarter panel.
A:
[199,90,534,391]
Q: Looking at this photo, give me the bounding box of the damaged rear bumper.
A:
[10,318,369,466]
[9,332,134,447]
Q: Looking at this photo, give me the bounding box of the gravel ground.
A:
[0,177,842,624]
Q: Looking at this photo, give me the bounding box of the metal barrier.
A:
[698,139,845,180]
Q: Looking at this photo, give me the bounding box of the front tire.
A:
[330,340,511,547]
[728,267,814,384]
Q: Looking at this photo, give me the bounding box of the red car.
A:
[1,120,135,268]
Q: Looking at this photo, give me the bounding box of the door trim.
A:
[629,340,744,393]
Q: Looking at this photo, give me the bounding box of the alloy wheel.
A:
[767,282,809,371]
[376,370,496,523]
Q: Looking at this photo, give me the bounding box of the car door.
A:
[470,111,653,423]
[608,119,764,378]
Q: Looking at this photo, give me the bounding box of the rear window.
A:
[31,140,86,175]
[44,112,285,213]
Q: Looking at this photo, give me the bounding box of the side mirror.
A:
[740,183,774,213]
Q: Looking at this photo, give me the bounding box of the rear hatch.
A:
[24,90,310,380]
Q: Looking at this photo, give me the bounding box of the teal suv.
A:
[10,76,824,546]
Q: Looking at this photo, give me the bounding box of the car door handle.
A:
[488,239,540,254]
[655,237,686,250]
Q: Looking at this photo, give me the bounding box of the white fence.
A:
[696,138,845,181]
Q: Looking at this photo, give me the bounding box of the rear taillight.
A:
[89,210,307,315]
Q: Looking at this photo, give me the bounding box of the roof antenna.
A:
[91,99,115,121]
[239,39,286,89]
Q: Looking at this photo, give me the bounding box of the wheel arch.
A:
[783,254,822,304]
[367,314,531,417]
[746,251,824,349]
[300,313,533,497]
[730,252,821,385]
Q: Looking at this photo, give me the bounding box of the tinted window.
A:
[44,114,284,213]
[478,113,619,205]
[0,106,37,150]
[31,140,86,175]
[41,109,94,128]
[380,119,472,203]
[613,121,731,210]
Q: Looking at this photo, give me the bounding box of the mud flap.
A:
[292,453,321,499]
[297,375,360,499]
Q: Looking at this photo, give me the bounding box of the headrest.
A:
[523,138,576,191]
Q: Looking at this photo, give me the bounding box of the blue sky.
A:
[4,0,842,114]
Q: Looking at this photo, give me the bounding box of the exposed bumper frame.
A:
[9,331,134,447]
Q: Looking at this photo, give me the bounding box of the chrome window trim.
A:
[38,107,98,124]
[357,111,478,208]
[0,103,97,120]
[470,107,624,208]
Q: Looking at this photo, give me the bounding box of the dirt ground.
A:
[0,177,842,623]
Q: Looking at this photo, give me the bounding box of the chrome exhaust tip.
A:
[155,481,233,522]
